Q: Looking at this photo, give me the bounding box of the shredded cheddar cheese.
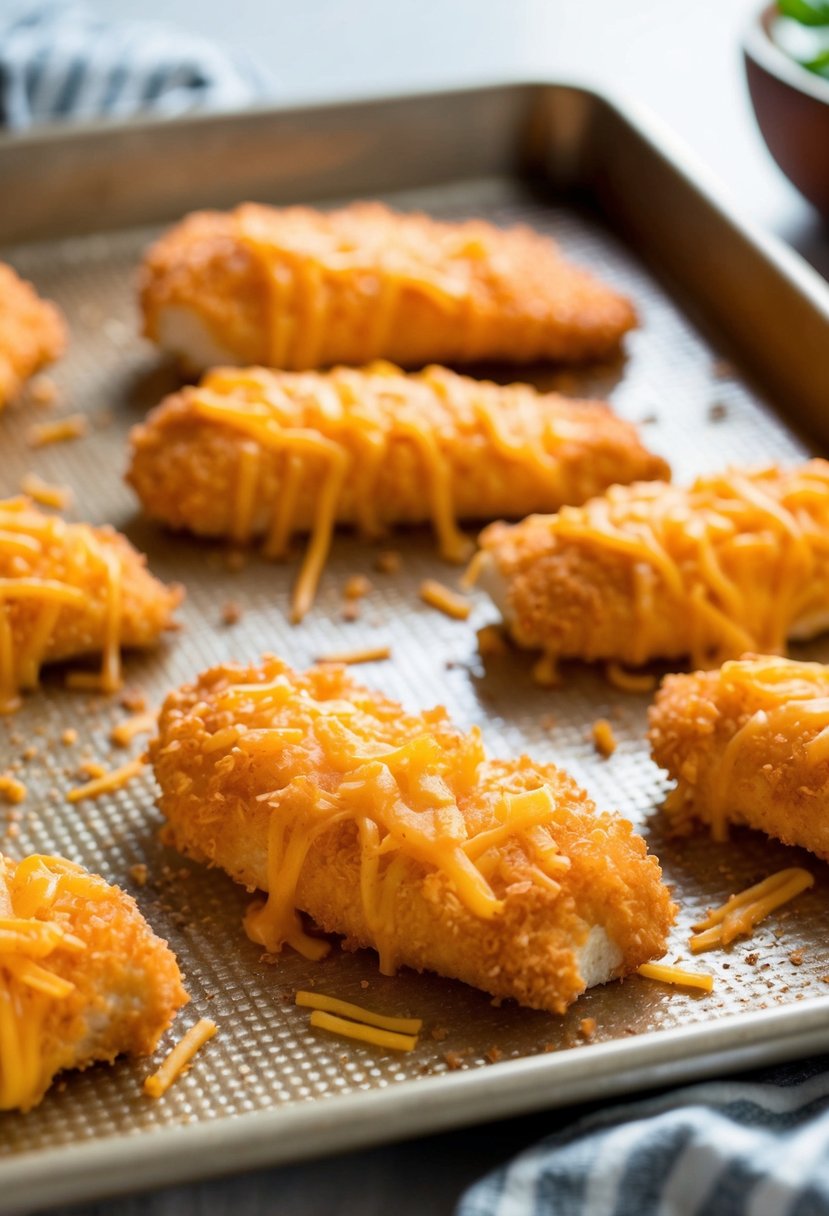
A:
[419,579,471,621]
[66,756,146,804]
[315,645,391,666]
[295,990,422,1034]
[156,358,650,623]
[692,659,829,839]
[19,474,72,511]
[505,462,829,670]
[0,498,128,710]
[205,661,573,976]
[606,663,657,694]
[143,1018,217,1098]
[308,1009,417,1052]
[637,962,714,992]
[0,855,100,1110]
[690,868,814,952]
[110,710,157,748]
[26,414,88,448]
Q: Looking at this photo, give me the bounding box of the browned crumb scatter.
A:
[373,550,402,575]
[129,863,149,887]
[21,746,37,761]
[708,402,728,422]
[341,601,361,623]
[343,575,371,600]
[443,1051,465,1071]
[485,1046,503,1064]
[790,950,804,966]
[578,1017,597,1041]
[430,1026,448,1042]
[78,761,107,780]
[359,980,369,990]
[221,601,243,626]
[592,719,617,758]
[745,953,759,966]
[0,774,27,804]
[61,728,78,746]
[120,689,148,713]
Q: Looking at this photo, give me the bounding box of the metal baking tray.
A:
[1,83,829,1214]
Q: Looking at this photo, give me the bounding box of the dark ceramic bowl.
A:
[744,3,829,218]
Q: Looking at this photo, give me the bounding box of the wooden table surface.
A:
[44,0,827,1212]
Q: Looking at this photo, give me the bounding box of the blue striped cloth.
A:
[457,1056,829,1215]
[0,0,272,129]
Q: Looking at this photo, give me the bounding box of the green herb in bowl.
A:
[775,0,829,78]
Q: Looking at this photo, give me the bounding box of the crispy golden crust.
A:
[126,363,669,541]
[0,500,182,668]
[0,264,66,408]
[139,202,637,370]
[477,462,829,669]
[649,656,829,860]
[1,854,188,1110]
[151,656,674,1014]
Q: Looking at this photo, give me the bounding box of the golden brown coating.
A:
[0,264,66,408]
[151,655,674,1015]
[0,852,188,1111]
[475,461,829,672]
[0,497,183,711]
[139,202,637,372]
[127,362,668,621]
[649,655,829,855]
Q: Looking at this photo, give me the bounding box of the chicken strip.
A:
[150,655,674,1015]
[0,497,182,711]
[139,201,637,373]
[0,852,187,1111]
[127,362,668,621]
[473,461,829,674]
[650,654,829,852]
[0,264,66,409]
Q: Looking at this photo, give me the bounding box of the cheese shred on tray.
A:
[0,852,188,1112]
[139,201,637,373]
[650,654,829,854]
[473,461,829,673]
[127,362,667,621]
[150,655,675,1015]
[0,497,182,712]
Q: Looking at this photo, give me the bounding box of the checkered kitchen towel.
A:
[0,0,272,129]
[457,1055,829,1216]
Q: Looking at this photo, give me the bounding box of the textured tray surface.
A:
[1,176,828,1164]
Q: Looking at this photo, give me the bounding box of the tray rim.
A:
[4,999,829,1215]
[2,78,829,1210]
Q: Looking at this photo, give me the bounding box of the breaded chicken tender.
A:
[139,202,637,373]
[0,264,66,408]
[0,497,182,711]
[150,656,674,1014]
[127,362,668,621]
[473,461,829,674]
[650,655,829,852]
[0,852,187,1111]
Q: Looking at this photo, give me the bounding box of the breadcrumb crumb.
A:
[592,719,617,758]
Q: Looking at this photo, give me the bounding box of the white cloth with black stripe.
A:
[0,0,271,129]
[456,1056,829,1216]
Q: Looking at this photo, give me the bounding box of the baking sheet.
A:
[1,166,829,1204]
